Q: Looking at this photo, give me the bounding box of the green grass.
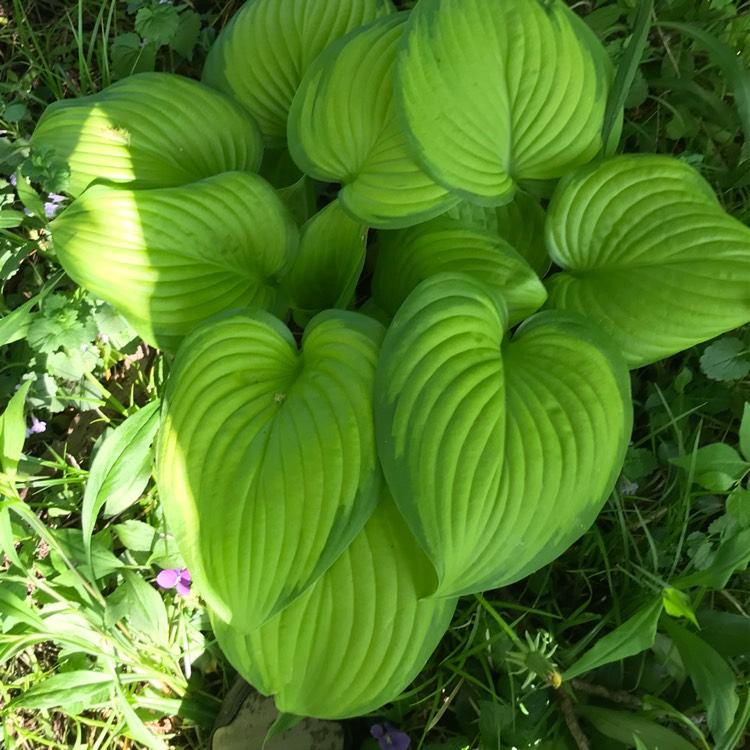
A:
[1,0,749,748]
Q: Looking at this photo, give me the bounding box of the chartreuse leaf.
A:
[211,493,457,719]
[563,598,663,680]
[156,308,385,632]
[202,0,393,148]
[285,200,367,327]
[372,219,546,325]
[445,191,550,277]
[662,619,739,742]
[50,172,298,352]
[545,155,750,368]
[31,73,263,198]
[396,0,614,205]
[288,14,458,228]
[375,274,631,597]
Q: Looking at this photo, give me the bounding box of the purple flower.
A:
[156,567,191,596]
[8,173,17,187]
[25,416,46,438]
[371,723,411,750]
[44,193,66,219]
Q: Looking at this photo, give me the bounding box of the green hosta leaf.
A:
[288,14,458,228]
[396,0,614,205]
[211,493,456,719]
[31,72,263,197]
[286,200,367,327]
[50,172,298,352]
[545,155,750,368]
[156,309,385,631]
[373,219,546,325]
[202,0,393,147]
[444,191,550,277]
[374,273,631,597]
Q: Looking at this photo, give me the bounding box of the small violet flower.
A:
[44,193,66,219]
[25,416,46,438]
[156,567,191,596]
[8,173,17,187]
[370,723,411,750]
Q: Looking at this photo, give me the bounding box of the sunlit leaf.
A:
[31,72,263,197]
[373,218,546,325]
[396,0,614,204]
[375,274,631,597]
[156,309,385,631]
[289,14,458,228]
[202,0,394,147]
[545,155,750,367]
[211,493,456,719]
[51,172,298,352]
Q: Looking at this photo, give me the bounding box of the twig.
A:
[570,679,643,709]
[557,689,591,750]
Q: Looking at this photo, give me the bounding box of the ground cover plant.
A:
[0,0,749,748]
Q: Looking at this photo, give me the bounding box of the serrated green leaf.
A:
[396,0,614,204]
[202,0,393,147]
[563,598,663,681]
[110,33,157,79]
[444,191,551,277]
[545,155,750,368]
[135,4,180,47]
[289,14,457,228]
[32,72,263,197]
[286,200,367,327]
[211,494,456,719]
[9,671,113,711]
[156,309,386,631]
[677,528,750,589]
[81,400,160,565]
[663,619,739,742]
[373,218,546,325]
[700,338,750,382]
[169,11,201,58]
[50,172,299,352]
[374,274,632,597]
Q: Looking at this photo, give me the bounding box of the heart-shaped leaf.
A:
[211,492,456,719]
[202,0,394,148]
[50,172,298,352]
[372,218,546,325]
[286,200,368,327]
[156,309,385,631]
[545,155,750,367]
[444,191,551,277]
[375,273,631,597]
[31,72,263,197]
[396,0,614,205]
[288,14,459,228]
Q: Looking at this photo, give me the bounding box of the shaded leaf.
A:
[700,338,750,382]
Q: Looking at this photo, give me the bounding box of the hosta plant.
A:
[32,0,750,721]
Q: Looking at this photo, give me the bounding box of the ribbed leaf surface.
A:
[31,73,262,197]
[288,14,458,228]
[375,274,631,597]
[212,493,456,719]
[445,191,550,277]
[373,219,546,324]
[157,309,385,631]
[545,155,750,367]
[202,0,393,147]
[397,0,613,204]
[286,200,367,327]
[50,173,298,352]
